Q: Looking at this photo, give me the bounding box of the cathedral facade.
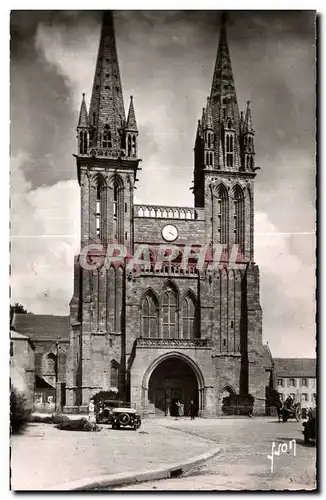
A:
[65,11,269,416]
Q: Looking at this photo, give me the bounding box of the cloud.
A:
[255,212,315,357]
[11,154,79,314]
[35,16,99,110]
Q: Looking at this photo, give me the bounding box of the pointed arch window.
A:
[46,353,57,376]
[94,175,107,243]
[141,293,158,338]
[79,131,88,155]
[113,185,118,221]
[127,134,132,157]
[112,176,124,243]
[132,135,137,157]
[102,125,112,148]
[162,287,177,338]
[182,293,198,339]
[110,360,119,388]
[225,132,234,167]
[234,185,245,254]
[217,184,228,245]
[96,184,101,238]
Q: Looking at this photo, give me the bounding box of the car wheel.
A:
[119,413,131,426]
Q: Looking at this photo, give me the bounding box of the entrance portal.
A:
[148,357,198,416]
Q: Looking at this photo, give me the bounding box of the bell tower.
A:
[75,11,140,251]
[193,14,257,262]
[67,11,141,409]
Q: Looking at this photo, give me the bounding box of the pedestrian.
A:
[189,400,196,420]
[175,400,181,420]
[88,398,96,424]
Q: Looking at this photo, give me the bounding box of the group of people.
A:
[173,400,196,420]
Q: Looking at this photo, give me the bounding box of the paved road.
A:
[10,419,215,490]
[114,417,316,491]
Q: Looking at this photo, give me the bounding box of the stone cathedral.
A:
[65,11,269,416]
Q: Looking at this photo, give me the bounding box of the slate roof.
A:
[273,358,316,378]
[10,329,35,349]
[12,314,70,342]
[262,344,274,369]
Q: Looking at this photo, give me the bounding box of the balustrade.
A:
[134,204,197,220]
[136,338,211,348]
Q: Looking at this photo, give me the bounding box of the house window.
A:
[313,393,316,402]
[289,378,295,387]
[10,341,13,357]
[278,378,284,387]
[301,378,307,387]
[301,393,308,402]
[141,293,158,338]
[162,288,177,339]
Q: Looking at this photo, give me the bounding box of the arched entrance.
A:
[146,355,201,417]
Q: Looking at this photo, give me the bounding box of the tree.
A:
[10,302,29,315]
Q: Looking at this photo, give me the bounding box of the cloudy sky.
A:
[10,10,316,357]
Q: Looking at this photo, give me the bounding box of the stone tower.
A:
[66,12,141,408]
[193,15,266,411]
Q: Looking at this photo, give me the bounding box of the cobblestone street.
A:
[114,417,317,491]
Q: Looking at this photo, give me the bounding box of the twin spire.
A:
[77,10,254,173]
[195,13,255,172]
[77,11,138,159]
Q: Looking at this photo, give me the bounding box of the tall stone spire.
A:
[210,13,240,130]
[88,11,126,154]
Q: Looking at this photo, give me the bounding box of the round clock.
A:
[162,224,178,242]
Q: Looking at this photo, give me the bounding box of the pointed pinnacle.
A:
[244,100,254,133]
[77,93,88,128]
[126,95,138,131]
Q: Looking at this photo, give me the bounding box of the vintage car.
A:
[302,407,316,445]
[95,399,141,430]
[111,407,141,430]
[95,399,121,424]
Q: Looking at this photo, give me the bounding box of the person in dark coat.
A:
[189,400,196,420]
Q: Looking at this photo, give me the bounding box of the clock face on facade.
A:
[162,224,178,242]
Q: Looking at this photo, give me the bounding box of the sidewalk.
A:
[10,418,217,490]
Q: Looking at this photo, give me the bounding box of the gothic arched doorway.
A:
[148,356,199,417]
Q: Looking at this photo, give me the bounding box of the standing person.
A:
[189,400,196,420]
[175,400,181,420]
[88,398,96,424]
